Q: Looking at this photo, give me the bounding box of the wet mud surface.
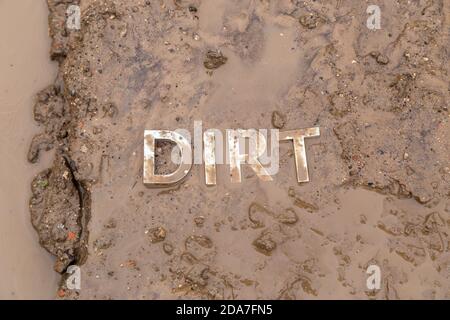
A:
[30,0,449,299]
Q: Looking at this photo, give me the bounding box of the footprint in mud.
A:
[248,202,298,229]
[93,232,116,250]
[278,274,318,299]
[90,223,118,257]
[182,264,210,289]
[248,202,300,256]
[248,203,272,229]
[253,226,297,257]
[288,187,319,213]
[176,235,216,272]
[380,210,448,266]
[184,235,215,262]
[173,256,234,299]
[173,235,236,299]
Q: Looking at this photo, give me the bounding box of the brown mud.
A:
[29,0,449,299]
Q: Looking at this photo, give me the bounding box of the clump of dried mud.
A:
[30,0,449,299]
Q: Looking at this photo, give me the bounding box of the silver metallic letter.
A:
[279,127,320,183]
[144,130,192,185]
[227,129,274,183]
[203,130,217,185]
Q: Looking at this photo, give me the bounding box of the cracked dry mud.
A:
[29,0,449,299]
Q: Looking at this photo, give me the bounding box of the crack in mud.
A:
[62,155,91,266]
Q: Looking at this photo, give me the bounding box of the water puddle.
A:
[0,0,59,299]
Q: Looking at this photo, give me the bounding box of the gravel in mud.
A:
[30,0,449,299]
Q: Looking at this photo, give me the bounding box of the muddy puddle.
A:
[7,0,450,299]
[0,0,59,299]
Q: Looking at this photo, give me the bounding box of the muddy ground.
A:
[29,0,449,299]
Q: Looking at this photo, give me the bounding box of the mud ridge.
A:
[28,0,90,280]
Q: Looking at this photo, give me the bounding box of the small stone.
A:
[253,232,277,256]
[104,218,117,229]
[140,98,152,110]
[102,102,118,117]
[51,223,67,242]
[148,226,167,243]
[204,50,227,69]
[93,127,103,135]
[54,260,69,274]
[62,171,69,180]
[299,13,323,29]
[376,54,389,65]
[370,51,389,65]
[194,216,205,227]
[277,208,298,225]
[288,187,296,197]
[125,260,137,269]
[186,235,213,248]
[37,179,49,188]
[271,111,286,129]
